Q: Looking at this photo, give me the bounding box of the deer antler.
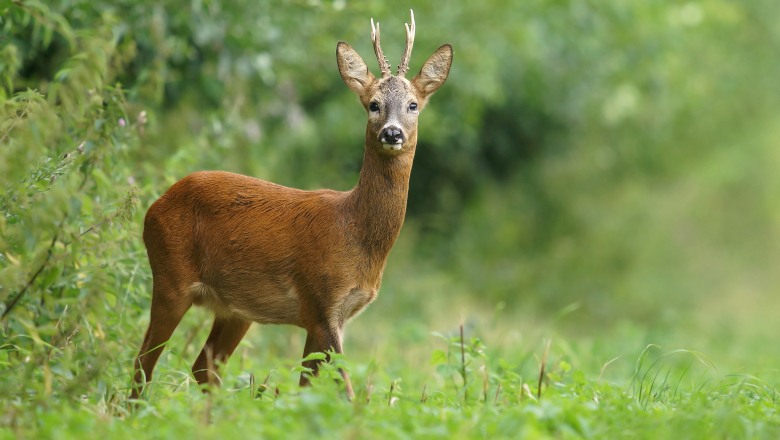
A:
[396,10,415,77]
[371,18,393,78]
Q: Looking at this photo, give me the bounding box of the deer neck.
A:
[348,129,416,261]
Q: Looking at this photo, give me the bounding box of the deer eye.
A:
[369,102,380,112]
[409,102,418,111]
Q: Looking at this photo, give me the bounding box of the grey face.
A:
[366,76,420,151]
[335,40,453,153]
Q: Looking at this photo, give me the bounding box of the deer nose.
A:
[379,126,406,144]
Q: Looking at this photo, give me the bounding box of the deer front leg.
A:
[299,327,355,400]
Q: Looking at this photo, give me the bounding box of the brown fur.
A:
[131,22,453,401]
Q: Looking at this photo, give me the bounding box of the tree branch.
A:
[0,108,27,145]
[64,211,123,246]
[1,233,59,320]
[1,179,136,321]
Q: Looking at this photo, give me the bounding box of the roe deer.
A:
[131,10,452,400]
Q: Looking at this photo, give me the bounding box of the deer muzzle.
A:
[379,126,406,150]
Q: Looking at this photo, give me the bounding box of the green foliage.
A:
[3,329,780,439]
[2,0,780,438]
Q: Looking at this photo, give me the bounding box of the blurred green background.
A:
[2,0,780,429]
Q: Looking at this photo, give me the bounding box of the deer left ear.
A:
[411,44,453,99]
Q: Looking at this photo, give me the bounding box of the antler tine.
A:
[396,9,416,77]
[371,18,393,78]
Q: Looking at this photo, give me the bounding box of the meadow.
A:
[2,0,780,438]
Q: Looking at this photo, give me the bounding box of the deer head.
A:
[336,10,453,154]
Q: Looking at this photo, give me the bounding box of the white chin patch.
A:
[382,143,403,151]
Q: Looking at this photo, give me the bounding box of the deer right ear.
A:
[337,42,376,96]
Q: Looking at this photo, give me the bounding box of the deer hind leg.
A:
[299,326,355,400]
[131,279,192,400]
[191,316,251,390]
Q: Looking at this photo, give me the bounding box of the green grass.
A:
[3,301,780,439]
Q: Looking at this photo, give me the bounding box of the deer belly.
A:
[189,282,302,326]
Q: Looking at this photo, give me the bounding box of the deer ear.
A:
[337,42,376,96]
[411,44,453,99]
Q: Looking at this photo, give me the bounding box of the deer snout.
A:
[379,126,406,149]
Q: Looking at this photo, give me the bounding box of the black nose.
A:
[379,126,406,144]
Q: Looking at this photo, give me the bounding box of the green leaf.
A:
[301,352,327,362]
[573,370,586,386]
[430,331,450,342]
[429,349,447,366]
[498,358,513,370]
[436,364,455,378]
[104,292,116,308]
[91,168,112,191]
[42,264,63,287]
[80,195,93,216]
[54,68,71,82]
[100,205,117,216]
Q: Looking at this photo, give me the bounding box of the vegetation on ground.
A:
[2,0,780,438]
